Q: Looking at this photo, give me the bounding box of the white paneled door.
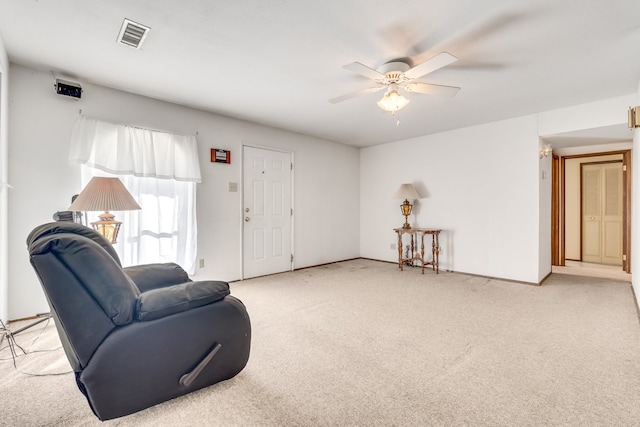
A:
[243,146,292,278]
[581,162,623,266]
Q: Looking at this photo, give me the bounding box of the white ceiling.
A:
[1,0,639,148]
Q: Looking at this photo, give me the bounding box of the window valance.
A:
[69,116,201,183]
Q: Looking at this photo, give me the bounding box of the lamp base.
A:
[90,211,122,244]
[402,213,411,229]
[400,200,413,230]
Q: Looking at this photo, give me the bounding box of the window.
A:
[71,117,201,273]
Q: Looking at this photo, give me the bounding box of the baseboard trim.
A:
[359,257,542,286]
[630,284,640,324]
[7,312,50,324]
[240,257,545,287]
[293,258,361,272]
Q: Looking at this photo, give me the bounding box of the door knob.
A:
[245,217,251,222]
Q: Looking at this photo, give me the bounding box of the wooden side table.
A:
[393,228,441,274]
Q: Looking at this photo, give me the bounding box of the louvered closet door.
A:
[581,162,623,265]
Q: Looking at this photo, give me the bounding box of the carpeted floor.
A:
[1,259,639,426]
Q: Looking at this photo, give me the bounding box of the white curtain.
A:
[71,116,201,274]
[70,116,201,182]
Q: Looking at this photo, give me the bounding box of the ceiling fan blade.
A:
[403,52,458,80]
[343,62,386,80]
[329,86,384,104]
[402,82,460,97]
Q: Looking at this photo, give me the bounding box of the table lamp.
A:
[68,177,141,243]
[393,183,420,229]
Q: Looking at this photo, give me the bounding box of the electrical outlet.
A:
[390,243,396,250]
[199,259,205,268]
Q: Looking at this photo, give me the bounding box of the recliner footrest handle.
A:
[179,343,222,388]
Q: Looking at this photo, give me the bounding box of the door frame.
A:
[553,149,631,273]
[552,153,560,265]
[241,144,294,280]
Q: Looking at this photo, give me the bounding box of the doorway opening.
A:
[552,149,631,276]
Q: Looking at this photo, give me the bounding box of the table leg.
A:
[433,233,440,274]
[410,234,415,267]
[420,232,425,274]
[396,232,403,271]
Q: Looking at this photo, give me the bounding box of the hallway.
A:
[552,260,631,282]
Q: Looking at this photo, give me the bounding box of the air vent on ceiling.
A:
[117,19,150,49]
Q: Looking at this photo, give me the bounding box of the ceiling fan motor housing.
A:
[379,61,411,83]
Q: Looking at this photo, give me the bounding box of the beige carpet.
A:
[2,259,639,426]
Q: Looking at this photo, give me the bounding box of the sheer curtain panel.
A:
[70,116,201,273]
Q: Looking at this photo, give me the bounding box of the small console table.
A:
[393,228,441,274]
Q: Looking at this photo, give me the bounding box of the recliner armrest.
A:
[136,280,230,321]
[123,263,191,293]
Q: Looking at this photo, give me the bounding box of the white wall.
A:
[7,64,360,319]
[538,94,637,136]
[0,32,8,323]
[539,144,552,280]
[7,62,639,317]
[360,115,542,283]
[361,92,637,286]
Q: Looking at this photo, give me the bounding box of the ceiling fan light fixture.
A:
[377,88,410,113]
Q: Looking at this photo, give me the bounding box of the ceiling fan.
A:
[329,52,460,113]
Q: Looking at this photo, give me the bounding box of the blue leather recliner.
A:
[26,222,251,420]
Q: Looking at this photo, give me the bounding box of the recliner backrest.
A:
[27,224,138,369]
[27,222,122,267]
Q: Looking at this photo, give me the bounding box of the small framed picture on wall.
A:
[211,148,231,164]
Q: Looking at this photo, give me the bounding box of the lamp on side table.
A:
[393,183,420,229]
[68,177,141,244]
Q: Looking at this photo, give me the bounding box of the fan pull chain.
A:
[391,110,401,126]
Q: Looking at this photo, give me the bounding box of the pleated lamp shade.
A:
[393,183,420,201]
[68,177,141,243]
